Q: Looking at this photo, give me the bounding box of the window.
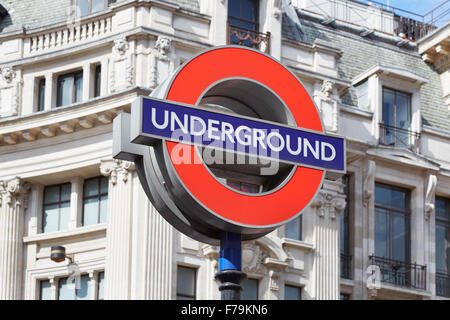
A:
[285,216,302,241]
[94,65,101,98]
[58,275,90,300]
[436,197,450,297]
[57,71,83,107]
[176,266,196,300]
[228,0,259,31]
[340,175,352,279]
[241,278,258,300]
[43,183,71,233]
[97,271,105,300]
[76,0,108,16]
[37,78,45,112]
[226,180,260,193]
[39,280,51,300]
[381,88,412,148]
[374,183,410,262]
[285,285,301,300]
[82,176,108,226]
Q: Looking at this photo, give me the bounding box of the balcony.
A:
[227,22,270,54]
[369,255,427,290]
[436,272,450,298]
[379,123,420,152]
[340,252,352,280]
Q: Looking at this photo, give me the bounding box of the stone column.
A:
[0,177,30,299]
[100,159,134,300]
[310,180,346,300]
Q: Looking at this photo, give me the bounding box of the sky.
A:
[386,0,446,15]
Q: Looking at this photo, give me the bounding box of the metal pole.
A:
[214,232,247,300]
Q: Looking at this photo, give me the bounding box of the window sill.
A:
[23,223,106,244]
[281,237,314,251]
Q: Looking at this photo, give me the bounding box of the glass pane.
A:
[98,272,105,300]
[392,214,406,262]
[396,92,411,130]
[436,198,448,220]
[436,223,447,273]
[76,275,90,300]
[57,74,74,107]
[44,185,60,204]
[227,180,241,192]
[61,183,71,202]
[375,184,407,210]
[84,178,99,197]
[375,208,387,258]
[382,89,395,145]
[177,267,196,298]
[95,65,101,97]
[99,195,108,223]
[40,280,51,300]
[78,0,89,16]
[101,176,109,194]
[58,278,75,300]
[241,0,257,22]
[228,0,241,18]
[59,202,71,231]
[83,197,99,226]
[43,204,59,233]
[285,285,301,300]
[92,0,105,13]
[38,79,46,112]
[286,216,301,240]
[242,278,258,300]
[75,73,83,103]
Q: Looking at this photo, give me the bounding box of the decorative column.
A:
[310,180,346,300]
[0,177,30,299]
[100,159,134,300]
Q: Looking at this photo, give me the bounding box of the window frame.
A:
[57,274,90,300]
[37,77,46,112]
[284,284,302,300]
[56,70,83,107]
[176,265,197,300]
[435,196,450,274]
[94,64,101,98]
[228,0,260,31]
[82,176,108,226]
[241,277,259,300]
[42,182,71,233]
[73,0,108,16]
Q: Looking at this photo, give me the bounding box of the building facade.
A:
[0,0,449,300]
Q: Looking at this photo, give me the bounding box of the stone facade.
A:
[0,0,449,300]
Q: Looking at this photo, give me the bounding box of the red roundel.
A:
[164,47,324,228]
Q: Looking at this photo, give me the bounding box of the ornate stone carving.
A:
[109,36,134,92]
[313,80,339,132]
[269,269,279,291]
[321,80,335,98]
[100,159,134,185]
[242,241,268,274]
[0,66,16,84]
[113,36,130,56]
[312,190,346,220]
[155,36,172,58]
[201,244,219,271]
[149,36,175,89]
[425,174,437,220]
[363,160,376,207]
[0,177,30,207]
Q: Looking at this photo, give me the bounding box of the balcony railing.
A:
[379,123,420,152]
[227,22,270,54]
[436,272,450,298]
[369,255,427,290]
[340,252,352,280]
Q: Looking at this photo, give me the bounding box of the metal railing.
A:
[369,255,427,290]
[295,0,449,41]
[227,22,271,54]
[436,272,450,297]
[340,252,352,280]
[379,123,420,152]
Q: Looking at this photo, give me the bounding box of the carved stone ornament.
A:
[0,177,31,207]
[320,80,335,98]
[425,174,437,220]
[113,36,130,56]
[155,36,172,58]
[242,242,268,274]
[100,159,134,185]
[363,160,376,207]
[0,66,16,84]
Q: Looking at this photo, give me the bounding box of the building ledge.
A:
[281,237,315,251]
[23,223,106,244]
[372,282,432,299]
[352,64,429,86]
[340,104,373,119]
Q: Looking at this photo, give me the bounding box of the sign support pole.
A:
[214,232,247,300]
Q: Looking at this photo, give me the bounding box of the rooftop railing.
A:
[379,123,420,153]
[226,22,271,54]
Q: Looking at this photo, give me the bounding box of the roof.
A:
[0,0,200,34]
[282,8,449,131]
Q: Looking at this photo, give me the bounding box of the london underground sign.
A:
[113,46,345,245]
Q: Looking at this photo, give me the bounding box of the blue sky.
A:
[387,0,445,15]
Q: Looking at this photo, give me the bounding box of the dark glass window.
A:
[82,176,108,226]
[58,275,90,300]
[57,71,83,107]
[242,278,258,300]
[37,78,45,112]
[94,65,101,97]
[39,280,51,300]
[43,183,71,233]
[436,197,450,297]
[340,175,352,279]
[374,183,410,262]
[97,271,105,300]
[228,0,259,31]
[285,285,301,300]
[176,266,196,300]
[285,216,302,241]
[382,88,411,148]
